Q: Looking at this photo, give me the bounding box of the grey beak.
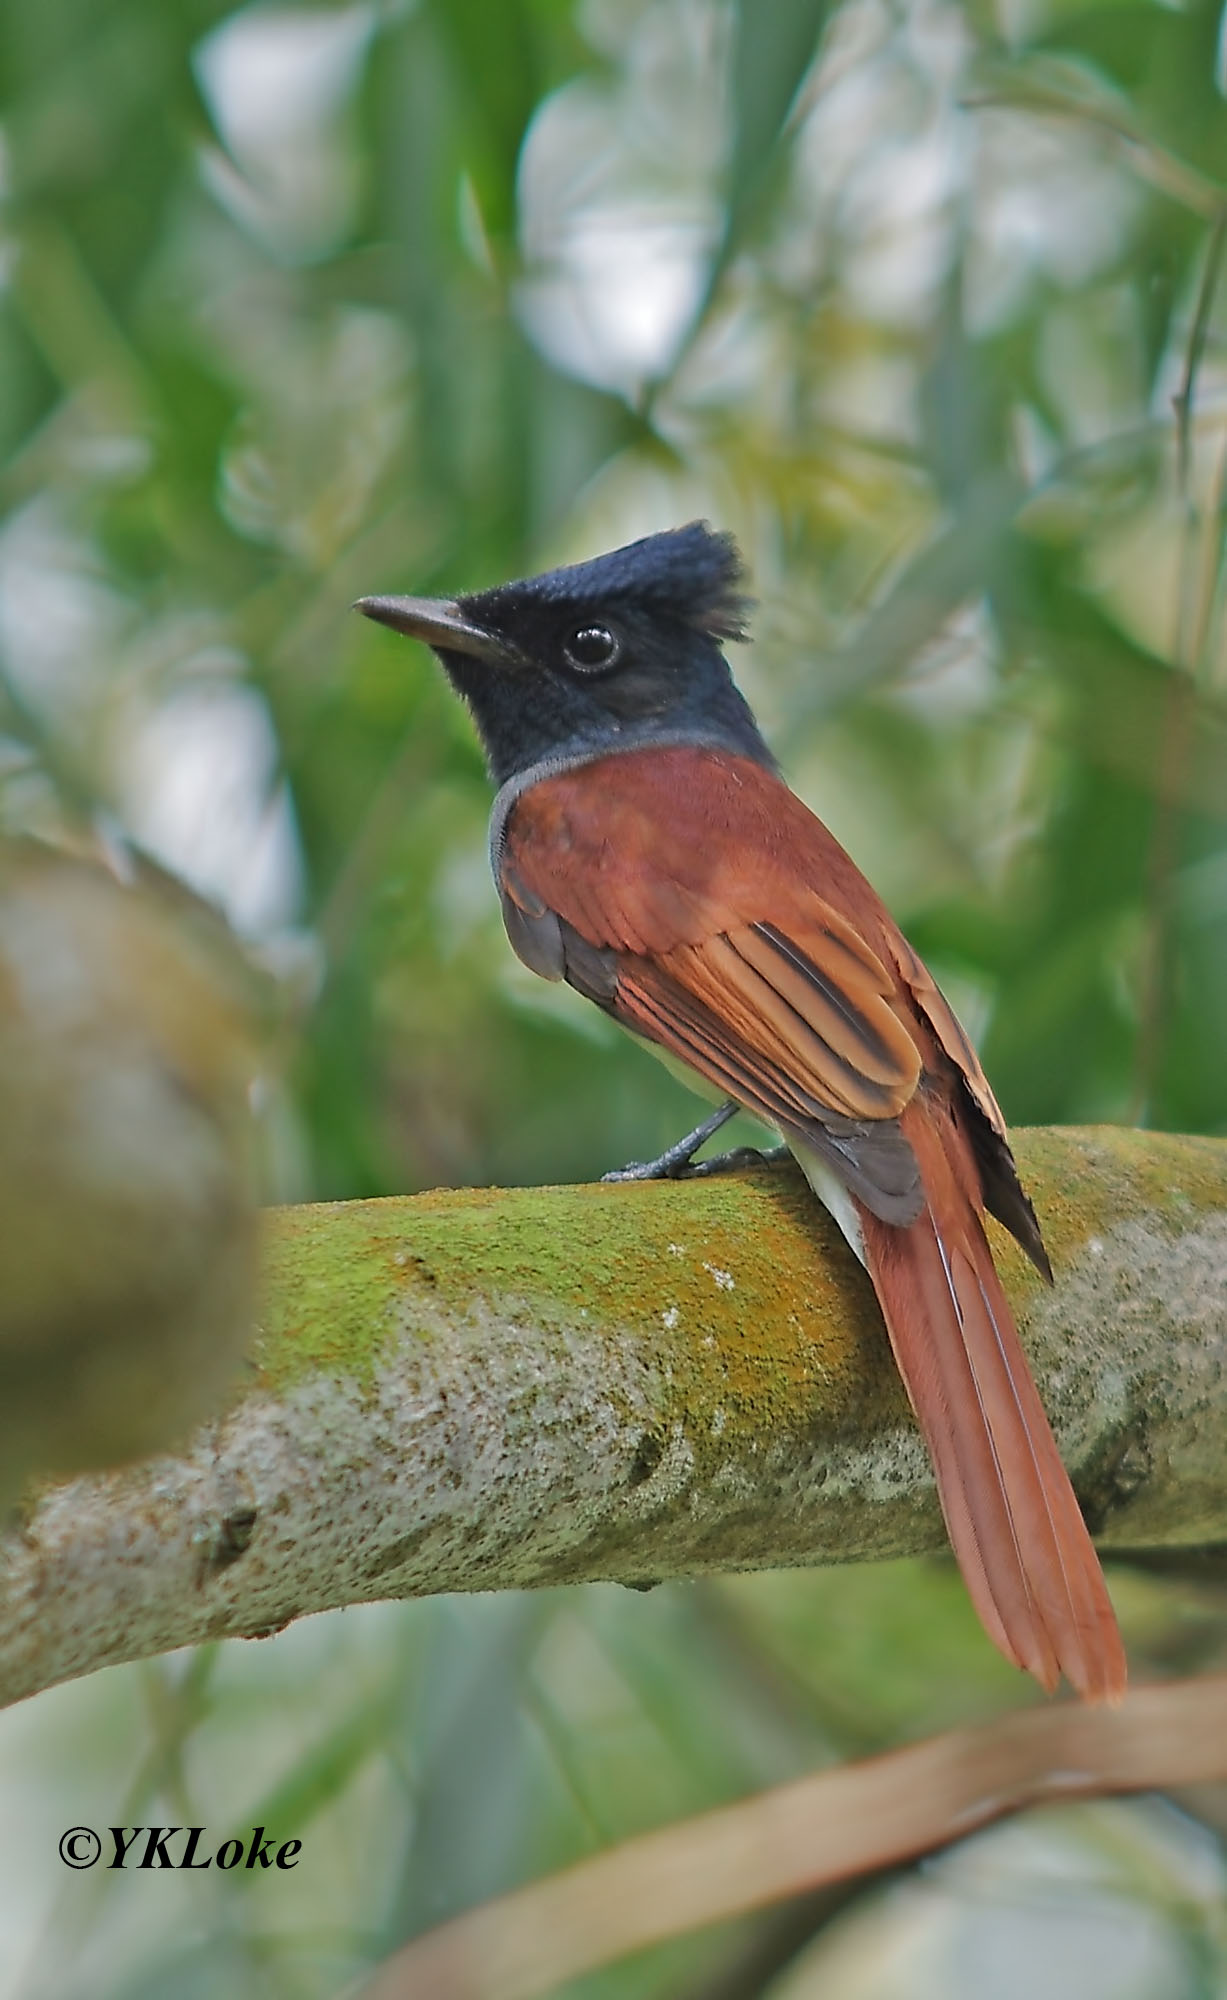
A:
[353,595,507,663]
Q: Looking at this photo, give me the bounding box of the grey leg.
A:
[601,1102,740,1182]
[602,1101,787,1182]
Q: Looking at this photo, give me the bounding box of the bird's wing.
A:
[498,746,927,1222]
[890,933,1005,1139]
[625,919,920,1123]
[889,932,1051,1278]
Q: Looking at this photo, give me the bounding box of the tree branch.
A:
[2,1126,1224,1710]
[362,1674,1227,2000]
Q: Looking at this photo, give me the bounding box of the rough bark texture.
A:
[2,1126,1225,1710]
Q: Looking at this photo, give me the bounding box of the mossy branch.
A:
[2,1126,1225,1710]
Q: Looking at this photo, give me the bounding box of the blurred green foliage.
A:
[2,0,1227,1993]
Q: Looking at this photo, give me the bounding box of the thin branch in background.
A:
[1173,214,1227,506]
[1172,212,1227,696]
[963,80,1227,223]
[1192,419,1227,697]
[1130,670,1195,1128]
[359,1677,1227,2000]
[1129,211,1227,1125]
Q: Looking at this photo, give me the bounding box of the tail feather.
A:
[857,1111,1126,1702]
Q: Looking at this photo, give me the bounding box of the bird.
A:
[356,521,1126,1701]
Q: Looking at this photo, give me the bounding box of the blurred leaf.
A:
[422,0,585,245]
[819,471,1024,707]
[727,0,831,230]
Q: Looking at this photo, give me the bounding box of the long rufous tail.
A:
[856,1107,1126,1702]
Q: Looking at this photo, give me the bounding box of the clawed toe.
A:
[601,1100,743,1183]
[685,1143,786,1178]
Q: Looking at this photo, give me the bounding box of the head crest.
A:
[482,522,752,642]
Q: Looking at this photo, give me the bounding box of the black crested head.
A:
[464,520,753,648]
[356,522,775,786]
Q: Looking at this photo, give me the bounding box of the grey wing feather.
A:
[799,1112,923,1226]
[499,889,566,981]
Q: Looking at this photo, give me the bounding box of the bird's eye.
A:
[562,623,621,674]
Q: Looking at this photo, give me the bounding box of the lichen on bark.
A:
[0,1126,1224,1710]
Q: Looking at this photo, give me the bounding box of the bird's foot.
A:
[684,1142,790,1179]
[602,1103,784,1182]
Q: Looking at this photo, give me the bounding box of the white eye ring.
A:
[562,623,621,673]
